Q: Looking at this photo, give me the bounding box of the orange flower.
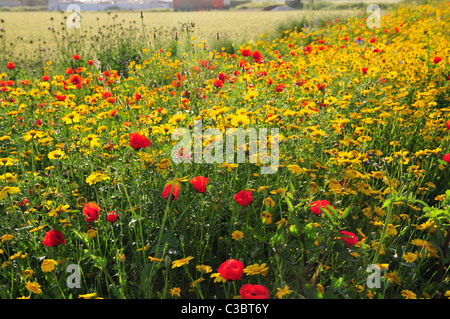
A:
[83,202,100,222]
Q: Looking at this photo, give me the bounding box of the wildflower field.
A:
[0,1,449,300]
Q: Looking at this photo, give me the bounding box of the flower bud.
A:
[63,142,69,154]
[165,255,172,268]
[117,182,126,194]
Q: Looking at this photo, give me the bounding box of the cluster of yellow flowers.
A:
[0,1,449,299]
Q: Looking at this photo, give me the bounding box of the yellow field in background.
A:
[1,9,356,49]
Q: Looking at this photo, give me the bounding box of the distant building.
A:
[0,0,21,7]
[173,0,230,11]
[48,0,59,10]
[48,0,172,11]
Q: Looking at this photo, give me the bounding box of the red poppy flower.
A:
[56,94,66,101]
[252,50,263,63]
[217,259,244,281]
[446,120,450,130]
[102,91,113,99]
[162,182,180,201]
[42,75,50,82]
[241,49,252,57]
[87,60,94,66]
[135,93,142,101]
[43,230,66,247]
[66,67,75,75]
[310,200,334,216]
[83,202,100,222]
[275,83,285,93]
[362,67,368,74]
[443,153,450,163]
[107,211,118,223]
[189,176,209,193]
[72,54,81,60]
[171,80,182,88]
[129,132,152,150]
[234,190,253,206]
[218,72,228,82]
[240,284,269,299]
[199,60,209,68]
[303,45,312,54]
[69,74,84,88]
[339,230,359,247]
[6,62,15,70]
[433,57,442,64]
[213,79,223,88]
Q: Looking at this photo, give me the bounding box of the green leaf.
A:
[340,206,351,220]
[285,196,294,214]
[91,255,107,269]
[321,207,336,224]
[73,229,89,246]
[250,227,267,242]
[327,205,340,218]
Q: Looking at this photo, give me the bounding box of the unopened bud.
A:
[77,196,87,208]
[165,255,172,268]
[117,182,126,194]
[63,142,69,154]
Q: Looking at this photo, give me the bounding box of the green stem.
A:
[54,273,66,299]
[148,172,179,297]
